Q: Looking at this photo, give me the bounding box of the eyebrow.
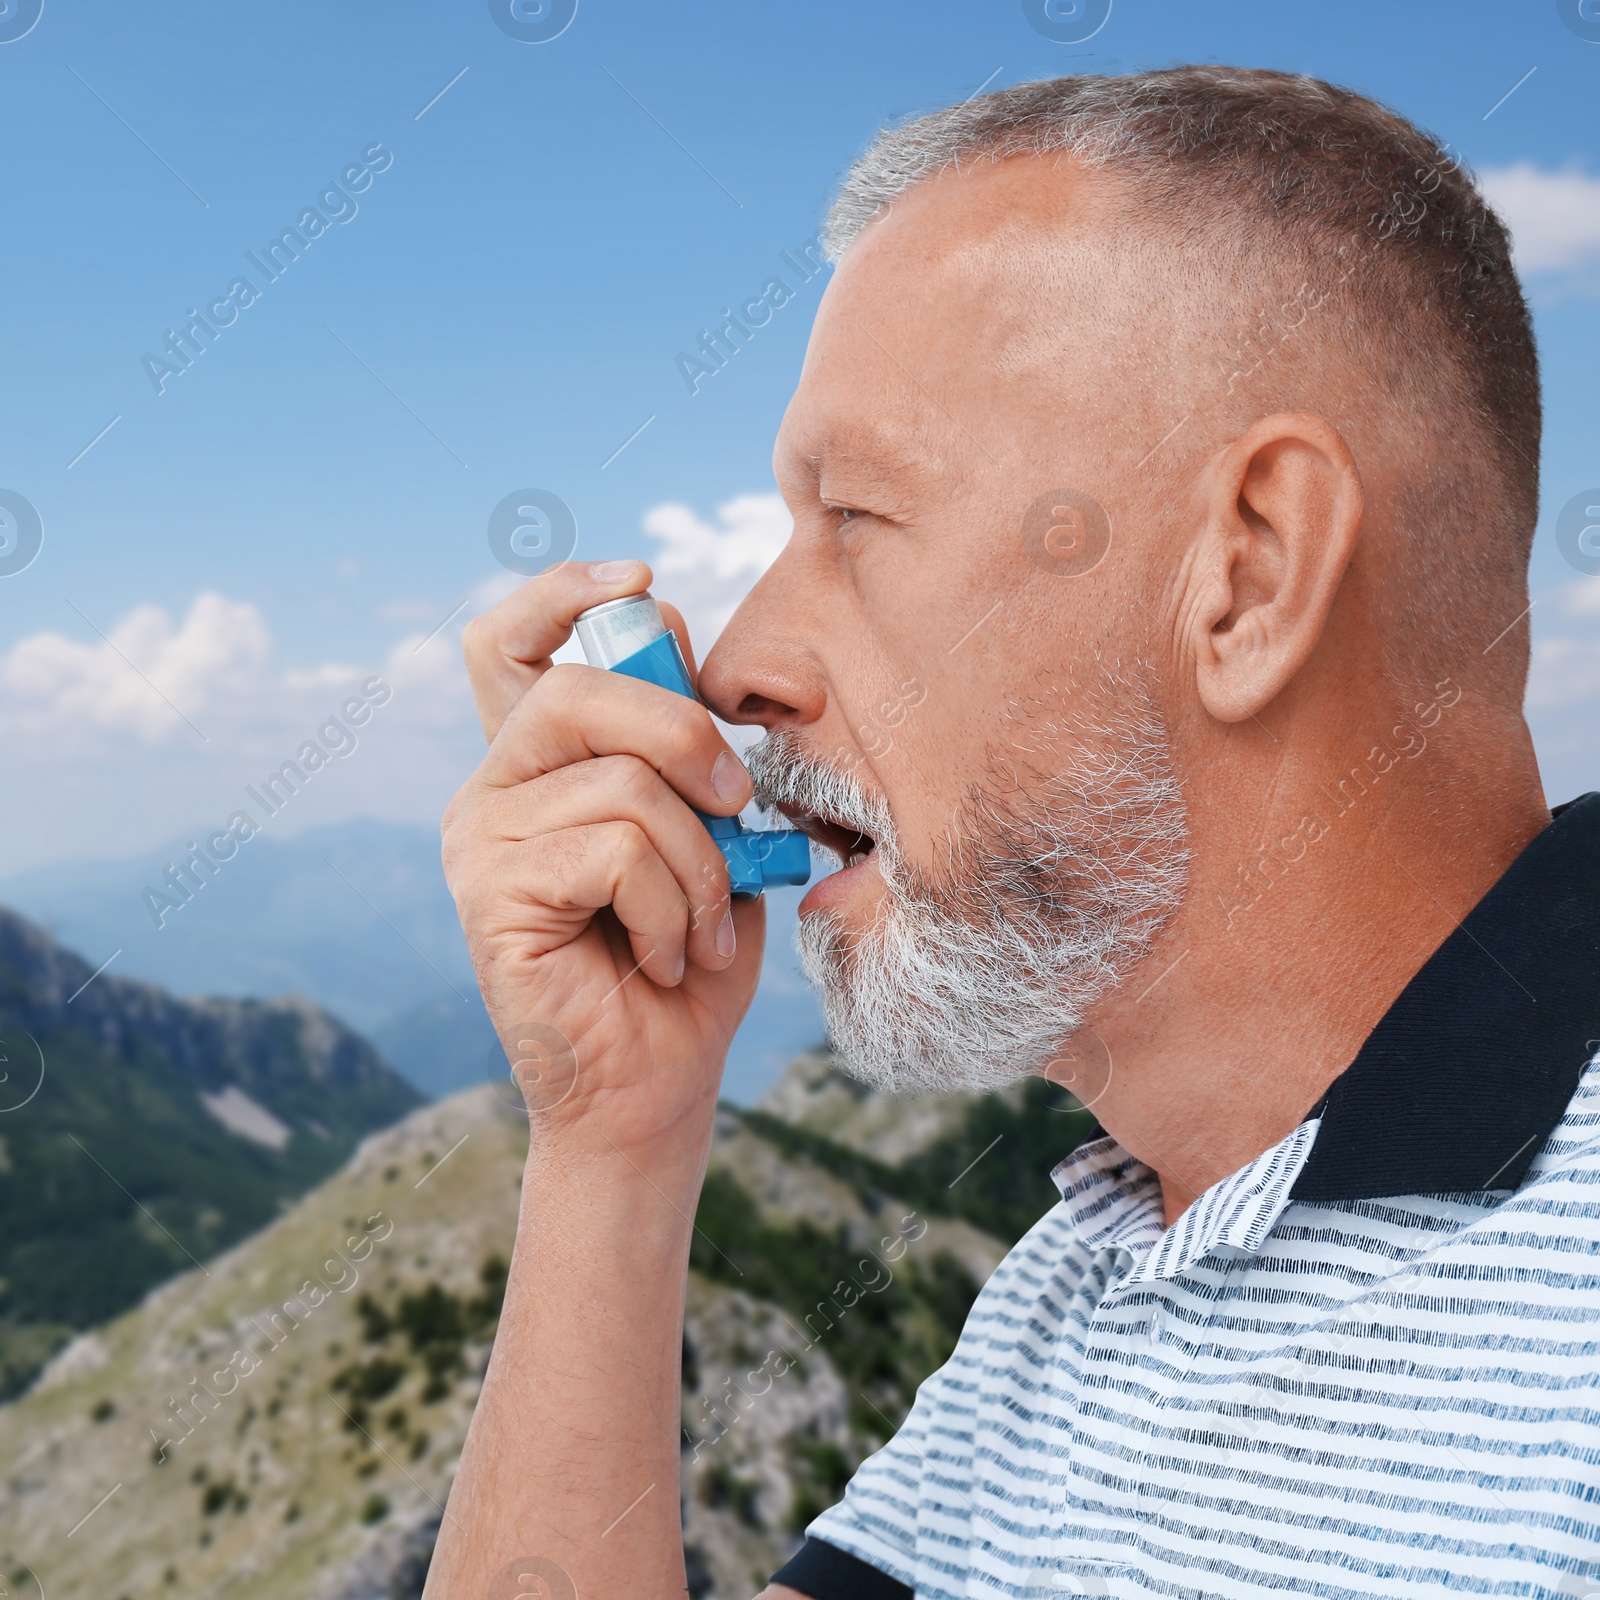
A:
[783,421,945,499]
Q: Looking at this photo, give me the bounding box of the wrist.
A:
[520,1104,717,1222]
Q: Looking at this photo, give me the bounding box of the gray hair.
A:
[820,66,1540,697]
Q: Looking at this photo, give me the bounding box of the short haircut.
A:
[824,67,1541,688]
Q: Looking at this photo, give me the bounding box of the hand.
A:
[442,559,767,1159]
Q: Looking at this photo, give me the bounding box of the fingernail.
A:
[715,908,737,959]
[589,560,637,582]
[712,750,749,804]
[673,948,686,983]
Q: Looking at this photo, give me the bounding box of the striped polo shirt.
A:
[773,792,1600,1599]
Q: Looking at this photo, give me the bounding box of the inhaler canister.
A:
[573,594,812,898]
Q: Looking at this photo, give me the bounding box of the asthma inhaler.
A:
[573,593,811,899]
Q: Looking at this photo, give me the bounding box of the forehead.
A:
[775,157,1146,480]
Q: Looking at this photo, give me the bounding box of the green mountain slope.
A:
[0,1052,1093,1599]
[0,906,423,1395]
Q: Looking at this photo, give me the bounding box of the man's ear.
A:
[1180,412,1363,724]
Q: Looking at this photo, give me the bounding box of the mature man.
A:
[429,67,1600,1598]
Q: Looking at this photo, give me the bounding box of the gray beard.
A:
[746,668,1190,1094]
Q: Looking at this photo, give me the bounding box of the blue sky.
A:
[1,0,1598,878]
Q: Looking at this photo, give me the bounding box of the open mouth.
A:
[776,803,878,871]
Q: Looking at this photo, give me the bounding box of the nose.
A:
[698,558,828,732]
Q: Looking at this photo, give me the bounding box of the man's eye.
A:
[822,500,883,528]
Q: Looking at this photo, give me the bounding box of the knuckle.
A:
[558,753,654,818]
[440,779,486,852]
[441,844,489,908]
[444,853,494,916]
[604,818,651,872]
[481,781,540,838]
[533,661,591,718]
[537,828,587,885]
[610,752,661,808]
[440,819,464,873]
[662,699,712,765]
[440,794,464,841]
[460,613,497,668]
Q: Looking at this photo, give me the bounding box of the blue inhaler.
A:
[573,593,811,899]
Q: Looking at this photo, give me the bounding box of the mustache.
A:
[744,731,894,844]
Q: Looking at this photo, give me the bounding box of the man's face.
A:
[699,160,1192,1091]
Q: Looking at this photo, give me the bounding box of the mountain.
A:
[0,907,422,1397]
[0,1052,1095,1599]
[0,818,826,1104]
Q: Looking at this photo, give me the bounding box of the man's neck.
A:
[1083,721,1551,1228]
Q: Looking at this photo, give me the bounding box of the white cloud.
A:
[0,593,271,741]
[1526,584,1600,725]
[1526,633,1600,710]
[283,663,365,692]
[644,493,790,581]
[376,597,443,625]
[0,586,478,758]
[1561,576,1600,618]
[0,494,792,871]
[0,493,791,757]
[638,492,791,655]
[0,587,486,874]
[468,570,520,612]
[1478,163,1600,276]
[1525,619,1600,806]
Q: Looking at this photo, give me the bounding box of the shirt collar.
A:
[1049,791,1600,1266]
[1052,1118,1322,1281]
[1290,791,1600,1202]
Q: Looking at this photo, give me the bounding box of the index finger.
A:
[462,559,654,742]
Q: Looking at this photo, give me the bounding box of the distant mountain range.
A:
[0,818,827,1105]
[0,906,422,1397]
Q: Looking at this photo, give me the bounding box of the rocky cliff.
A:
[0,905,423,1395]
